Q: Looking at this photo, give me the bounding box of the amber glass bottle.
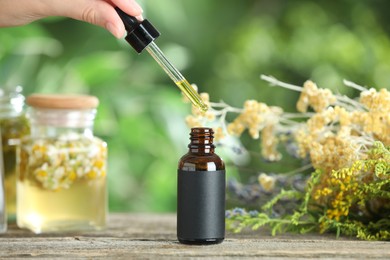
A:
[177,127,225,245]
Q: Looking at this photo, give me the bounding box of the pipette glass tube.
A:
[115,7,208,112]
[145,42,208,112]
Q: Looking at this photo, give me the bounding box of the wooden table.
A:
[0,213,389,259]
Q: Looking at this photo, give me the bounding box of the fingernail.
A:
[130,0,143,14]
[136,15,144,21]
[105,22,121,38]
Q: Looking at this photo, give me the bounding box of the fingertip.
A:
[136,14,144,21]
[117,28,126,38]
[115,17,126,38]
[105,22,125,38]
[112,0,143,17]
[129,0,143,15]
[105,7,126,38]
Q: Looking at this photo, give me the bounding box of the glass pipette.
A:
[116,8,208,112]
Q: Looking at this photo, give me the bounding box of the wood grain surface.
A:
[1,213,389,259]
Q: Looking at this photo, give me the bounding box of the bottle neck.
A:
[188,127,215,154]
[0,86,24,119]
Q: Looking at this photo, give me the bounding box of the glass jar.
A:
[0,86,30,220]
[0,135,6,233]
[17,94,107,233]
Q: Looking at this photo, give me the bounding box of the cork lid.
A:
[27,94,99,109]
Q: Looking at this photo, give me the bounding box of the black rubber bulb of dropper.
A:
[115,7,160,53]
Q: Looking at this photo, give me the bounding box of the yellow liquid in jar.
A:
[175,79,208,112]
[1,115,30,219]
[16,135,107,233]
[17,178,106,233]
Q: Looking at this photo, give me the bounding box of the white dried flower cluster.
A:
[184,75,390,174]
[19,133,107,190]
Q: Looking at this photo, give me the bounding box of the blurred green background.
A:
[1,0,390,212]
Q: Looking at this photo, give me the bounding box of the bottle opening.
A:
[189,127,215,152]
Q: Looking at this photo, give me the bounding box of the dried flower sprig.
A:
[185,76,390,240]
[226,143,390,240]
[227,172,307,215]
[185,85,286,161]
[186,76,389,170]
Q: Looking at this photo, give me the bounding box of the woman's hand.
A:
[0,0,143,38]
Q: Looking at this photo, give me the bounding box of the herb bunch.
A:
[184,76,390,240]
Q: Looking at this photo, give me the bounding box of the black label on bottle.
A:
[177,170,226,240]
